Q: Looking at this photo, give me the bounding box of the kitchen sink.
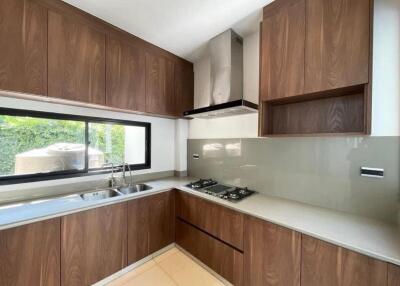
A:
[80,189,122,201]
[117,184,153,195]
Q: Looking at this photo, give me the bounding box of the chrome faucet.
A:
[122,162,133,187]
[103,162,117,188]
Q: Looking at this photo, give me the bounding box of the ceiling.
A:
[62,0,273,62]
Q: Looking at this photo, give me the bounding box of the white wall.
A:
[189,0,400,139]
[371,0,400,136]
[0,95,178,191]
[174,119,189,171]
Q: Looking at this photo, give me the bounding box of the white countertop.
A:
[1,176,399,266]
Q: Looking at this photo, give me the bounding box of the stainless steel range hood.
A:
[184,29,258,119]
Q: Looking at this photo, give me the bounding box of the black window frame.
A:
[0,107,151,185]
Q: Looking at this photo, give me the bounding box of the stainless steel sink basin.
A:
[80,189,122,201]
[117,184,153,195]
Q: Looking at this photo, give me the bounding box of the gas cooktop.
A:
[185,179,256,202]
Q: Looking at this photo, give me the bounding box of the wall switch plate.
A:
[361,167,384,178]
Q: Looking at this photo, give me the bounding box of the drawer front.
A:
[176,191,244,250]
[176,219,243,286]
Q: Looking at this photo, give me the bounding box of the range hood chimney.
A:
[184,29,258,119]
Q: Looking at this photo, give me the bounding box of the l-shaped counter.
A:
[0,176,399,267]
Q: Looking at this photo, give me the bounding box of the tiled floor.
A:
[108,247,226,286]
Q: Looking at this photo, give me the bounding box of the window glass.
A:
[88,122,147,168]
[0,115,85,176]
[0,110,150,184]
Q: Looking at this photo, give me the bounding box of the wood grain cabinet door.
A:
[106,35,146,112]
[260,0,305,101]
[148,191,175,254]
[0,218,60,286]
[244,216,301,286]
[301,235,388,286]
[48,10,106,105]
[176,219,244,286]
[305,0,370,93]
[61,203,127,286]
[0,0,47,96]
[127,195,150,264]
[174,63,194,117]
[389,264,400,286]
[176,191,244,250]
[145,52,175,116]
[341,248,387,286]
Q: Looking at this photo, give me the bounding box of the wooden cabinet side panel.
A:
[260,0,305,101]
[48,10,106,105]
[176,219,243,286]
[176,191,244,250]
[389,264,400,286]
[127,196,150,264]
[106,35,146,112]
[0,218,60,286]
[305,0,370,93]
[244,216,301,286]
[0,0,47,95]
[61,203,127,286]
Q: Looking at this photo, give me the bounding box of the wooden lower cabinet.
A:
[127,191,175,265]
[61,203,127,286]
[0,218,60,286]
[176,191,244,250]
[244,216,301,286]
[127,195,151,264]
[149,191,175,254]
[389,264,400,286]
[301,235,388,286]
[176,219,243,286]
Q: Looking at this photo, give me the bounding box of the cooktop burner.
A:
[186,179,256,202]
[186,179,217,190]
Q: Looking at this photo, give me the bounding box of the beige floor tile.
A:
[157,251,225,286]
[154,247,180,264]
[107,260,157,286]
[123,265,177,286]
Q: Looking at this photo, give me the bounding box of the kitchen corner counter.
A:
[0,176,399,267]
[174,186,400,267]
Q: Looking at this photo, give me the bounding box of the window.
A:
[0,108,151,185]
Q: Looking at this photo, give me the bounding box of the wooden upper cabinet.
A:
[48,10,106,105]
[260,0,305,101]
[145,52,175,116]
[302,235,388,286]
[0,218,60,286]
[61,203,127,286]
[305,0,370,93]
[0,0,47,96]
[244,216,301,286]
[106,35,146,112]
[389,264,400,286]
[174,63,194,116]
